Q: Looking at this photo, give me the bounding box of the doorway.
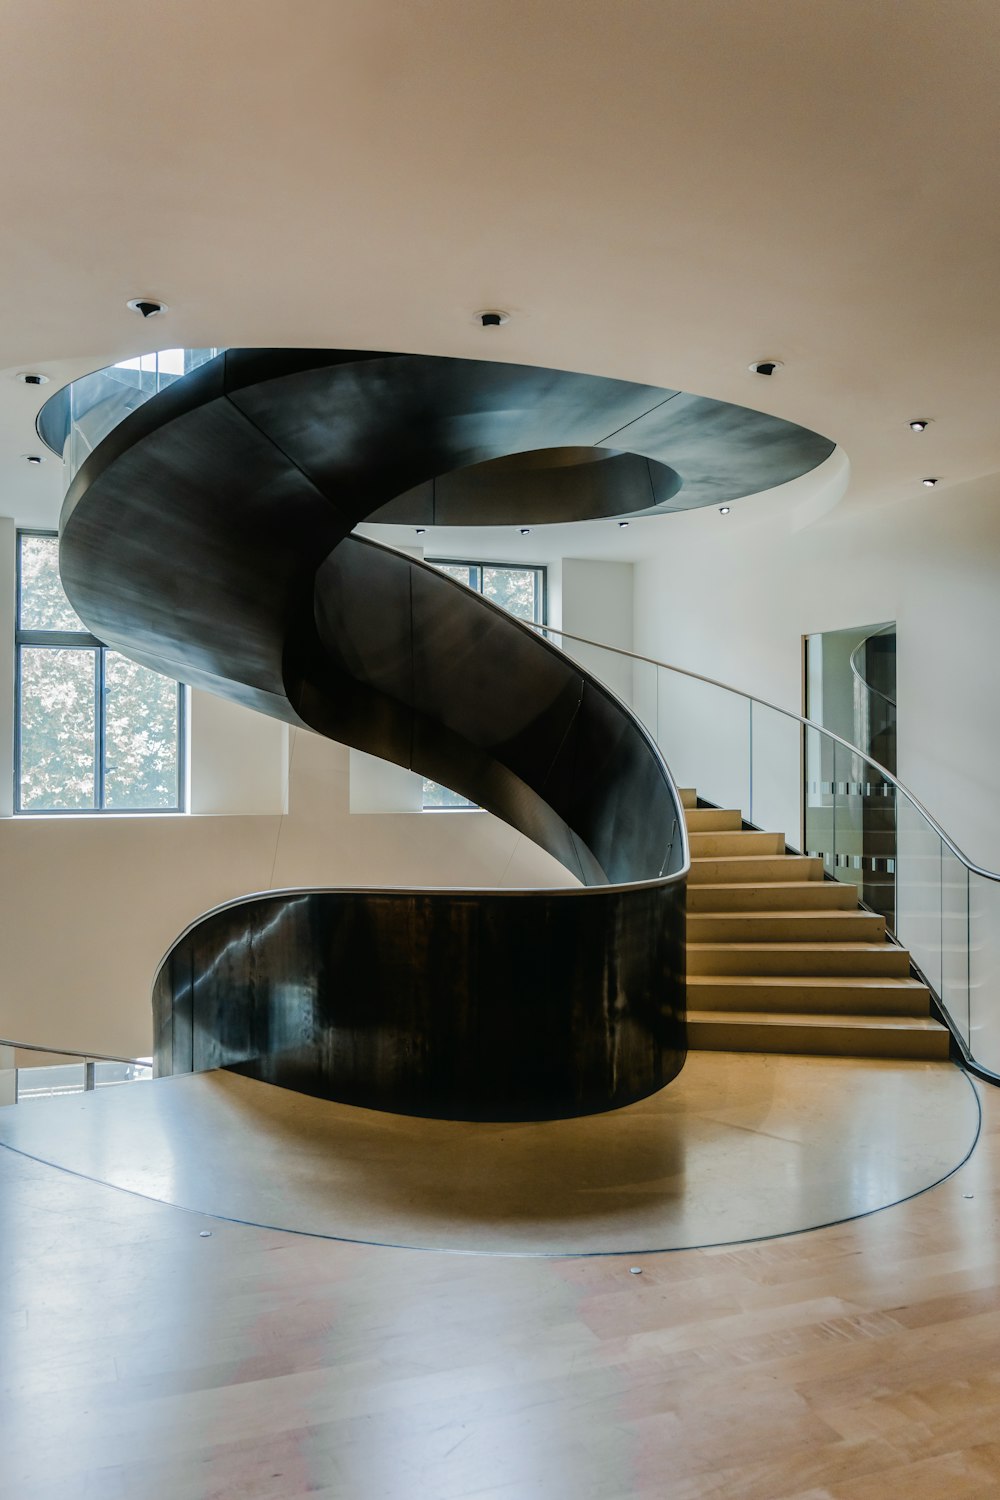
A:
[803,623,897,926]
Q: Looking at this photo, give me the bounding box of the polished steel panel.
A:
[154,883,684,1121]
[58,349,833,1119]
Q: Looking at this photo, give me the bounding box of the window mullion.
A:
[96,648,106,810]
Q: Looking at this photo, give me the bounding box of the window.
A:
[15,532,185,813]
[422,560,546,809]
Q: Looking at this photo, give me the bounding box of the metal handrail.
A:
[849,623,897,710]
[0,1036,146,1066]
[532,623,1000,884]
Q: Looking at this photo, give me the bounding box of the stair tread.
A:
[688,940,901,952]
[694,881,849,891]
[689,910,880,921]
[688,1009,947,1032]
[691,853,810,863]
[687,973,927,989]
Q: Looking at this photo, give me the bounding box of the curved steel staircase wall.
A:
[55,349,835,1119]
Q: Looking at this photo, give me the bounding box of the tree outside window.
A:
[15,533,184,813]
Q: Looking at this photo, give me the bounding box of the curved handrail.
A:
[0,1036,146,1065]
[531,624,1000,884]
[849,623,897,710]
[63,347,785,1118]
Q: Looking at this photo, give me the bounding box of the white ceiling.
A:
[2,0,998,542]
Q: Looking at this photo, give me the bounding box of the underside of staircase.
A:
[680,789,951,1061]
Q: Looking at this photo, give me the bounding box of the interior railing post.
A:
[748,698,754,826]
[967,866,972,1054]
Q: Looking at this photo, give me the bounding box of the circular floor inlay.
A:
[0,1053,979,1256]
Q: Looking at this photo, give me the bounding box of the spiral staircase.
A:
[36,345,969,1120]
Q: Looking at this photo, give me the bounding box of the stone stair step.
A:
[688,910,885,944]
[688,855,824,885]
[689,830,786,857]
[687,881,859,912]
[687,974,931,1016]
[687,1009,951,1061]
[687,941,911,977]
[684,807,743,832]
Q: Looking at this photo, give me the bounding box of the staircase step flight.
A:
[680,788,945,1062]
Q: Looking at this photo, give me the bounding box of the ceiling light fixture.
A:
[519,527,531,535]
[23,453,45,465]
[15,372,49,386]
[415,527,426,535]
[922,477,939,488]
[618,521,629,528]
[909,419,930,432]
[126,296,168,319]
[476,309,510,328]
[719,505,731,515]
[748,359,783,377]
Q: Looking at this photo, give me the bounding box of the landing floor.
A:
[0,1052,978,1254]
[1,1054,999,1497]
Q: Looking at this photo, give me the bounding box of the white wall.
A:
[0,726,572,1059]
[560,557,634,704]
[632,471,1000,872]
[1,545,650,1060]
[0,524,580,1056]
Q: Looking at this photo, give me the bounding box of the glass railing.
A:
[0,1038,152,1107]
[534,625,1000,1082]
[37,348,225,479]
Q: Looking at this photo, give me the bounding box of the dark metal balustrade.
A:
[51,349,835,1119]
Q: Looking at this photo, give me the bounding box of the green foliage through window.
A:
[16,533,184,813]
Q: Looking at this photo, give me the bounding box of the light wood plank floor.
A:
[2,1065,1000,1497]
[0,1053,978,1254]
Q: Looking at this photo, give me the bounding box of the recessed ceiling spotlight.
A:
[748,359,783,377]
[618,520,629,528]
[23,453,45,465]
[476,309,510,328]
[415,527,427,535]
[126,296,168,319]
[15,372,49,386]
[719,505,731,515]
[922,477,939,488]
[519,527,531,535]
[909,419,930,432]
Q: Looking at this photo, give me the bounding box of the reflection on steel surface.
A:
[59,350,833,1119]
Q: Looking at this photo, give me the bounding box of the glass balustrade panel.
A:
[829,741,897,927]
[895,794,944,999]
[66,349,224,480]
[94,1059,153,1088]
[940,853,970,1051]
[0,1045,152,1106]
[803,723,834,877]
[749,702,801,847]
[629,656,659,744]
[655,667,750,820]
[969,872,1000,1075]
[15,1060,86,1099]
[0,1044,15,1107]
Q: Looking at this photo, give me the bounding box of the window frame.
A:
[14,529,187,816]
[425,558,547,627]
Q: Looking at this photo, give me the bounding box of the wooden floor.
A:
[0,1053,978,1255]
[3,1065,1000,1497]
